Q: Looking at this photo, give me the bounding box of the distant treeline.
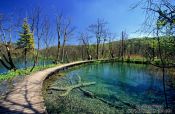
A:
[40,36,175,64]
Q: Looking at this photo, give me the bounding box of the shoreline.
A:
[0,61,92,114]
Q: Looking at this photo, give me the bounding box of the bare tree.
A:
[55,13,63,63]
[42,17,52,66]
[60,18,75,63]
[30,7,45,71]
[88,18,108,59]
[108,34,116,59]
[79,33,92,60]
[0,13,17,71]
[120,31,128,62]
[101,34,108,58]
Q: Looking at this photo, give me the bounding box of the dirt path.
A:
[0,61,91,114]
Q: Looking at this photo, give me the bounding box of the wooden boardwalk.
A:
[0,61,91,114]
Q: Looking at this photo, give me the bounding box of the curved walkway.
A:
[0,61,91,114]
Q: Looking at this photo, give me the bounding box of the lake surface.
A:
[0,58,53,74]
[43,62,175,113]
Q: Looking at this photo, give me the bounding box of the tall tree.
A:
[30,7,44,71]
[88,19,108,59]
[108,34,116,59]
[61,18,75,63]
[120,31,128,62]
[55,13,63,63]
[79,33,92,60]
[42,17,52,66]
[101,35,107,58]
[17,18,34,69]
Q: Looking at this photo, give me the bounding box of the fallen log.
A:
[49,82,96,96]
[48,75,136,110]
[79,88,136,109]
[79,88,122,109]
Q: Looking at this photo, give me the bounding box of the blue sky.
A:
[0,0,146,45]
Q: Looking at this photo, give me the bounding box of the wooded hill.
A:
[40,36,175,64]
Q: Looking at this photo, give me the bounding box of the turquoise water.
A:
[44,62,175,113]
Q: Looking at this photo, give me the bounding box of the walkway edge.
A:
[0,61,92,114]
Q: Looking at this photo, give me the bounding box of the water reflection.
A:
[70,63,174,106]
[44,62,175,113]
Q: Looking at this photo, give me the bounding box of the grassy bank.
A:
[94,57,149,64]
[94,56,164,66]
[0,64,58,81]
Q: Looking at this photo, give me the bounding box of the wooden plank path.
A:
[0,61,92,114]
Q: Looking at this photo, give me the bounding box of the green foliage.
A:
[0,64,57,81]
[157,20,167,29]
[173,19,175,24]
[17,18,34,52]
[152,59,161,65]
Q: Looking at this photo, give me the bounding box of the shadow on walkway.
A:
[0,80,45,114]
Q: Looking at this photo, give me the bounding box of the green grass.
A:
[0,64,59,81]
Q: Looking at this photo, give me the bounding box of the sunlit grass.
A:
[0,64,58,81]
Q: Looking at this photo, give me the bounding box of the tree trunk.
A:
[30,37,40,72]
[36,38,40,64]
[0,58,11,70]
[121,31,124,62]
[0,45,17,71]
[81,46,84,60]
[43,49,47,67]
[101,39,105,58]
[157,29,168,108]
[109,50,114,59]
[5,46,16,70]
[82,39,90,60]
[31,36,40,71]
[30,58,36,72]
[86,48,91,60]
[24,48,27,70]
[56,33,61,61]
[96,38,99,59]
[152,47,155,61]
[61,39,66,62]
[30,51,36,72]
[65,51,69,63]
